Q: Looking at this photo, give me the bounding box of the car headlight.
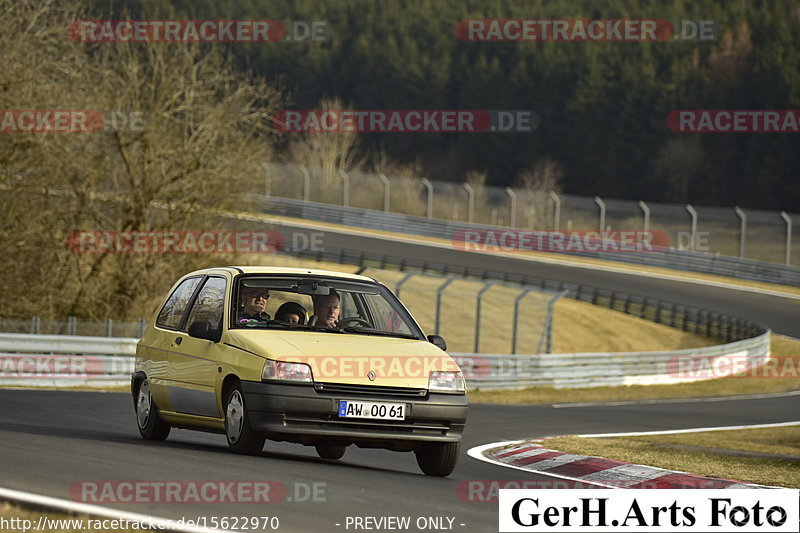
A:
[428,371,465,393]
[262,360,313,382]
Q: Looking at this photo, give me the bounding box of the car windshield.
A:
[230,276,423,339]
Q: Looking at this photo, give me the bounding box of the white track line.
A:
[0,486,231,533]
[248,212,800,300]
[553,389,800,408]
[572,420,800,438]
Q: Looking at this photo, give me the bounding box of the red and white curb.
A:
[469,422,800,489]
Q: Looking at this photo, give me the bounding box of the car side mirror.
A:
[188,321,221,343]
[427,335,447,351]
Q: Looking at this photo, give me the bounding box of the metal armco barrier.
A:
[452,328,771,390]
[0,333,135,388]
[0,329,770,391]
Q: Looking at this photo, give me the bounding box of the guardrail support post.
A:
[434,277,456,336]
[549,192,561,231]
[511,287,534,355]
[300,166,310,203]
[395,272,416,298]
[686,204,698,251]
[31,316,40,334]
[421,178,434,219]
[474,282,494,353]
[505,187,517,228]
[105,318,113,337]
[339,169,350,207]
[638,200,650,232]
[594,196,606,232]
[734,206,746,258]
[780,211,792,265]
[377,173,391,212]
[463,183,475,224]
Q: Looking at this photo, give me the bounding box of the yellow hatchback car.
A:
[132,266,468,476]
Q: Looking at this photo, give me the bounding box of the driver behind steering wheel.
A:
[312,290,340,328]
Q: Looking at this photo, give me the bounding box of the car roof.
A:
[184,265,377,282]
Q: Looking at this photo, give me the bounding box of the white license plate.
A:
[338,400,405,420]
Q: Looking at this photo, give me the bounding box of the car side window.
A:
[185,277,226,331]
[156,277,202,330]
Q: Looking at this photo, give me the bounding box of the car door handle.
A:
[174,337,182,345]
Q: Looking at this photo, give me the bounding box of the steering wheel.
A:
[338,316,373,328]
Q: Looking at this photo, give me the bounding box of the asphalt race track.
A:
[2,224,798,532]
[1,390,798,532]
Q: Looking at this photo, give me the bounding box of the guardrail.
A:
[262,196,800,286]
[0,333,135,388]
[452,328,771,390]
[0,328,770,391]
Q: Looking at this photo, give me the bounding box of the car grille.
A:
[314,382,427,398]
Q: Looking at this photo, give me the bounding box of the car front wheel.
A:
[225,384,265,455]
[136,378,170,441]
[414,442,460,477]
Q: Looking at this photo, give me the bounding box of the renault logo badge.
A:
[367,371,376,381]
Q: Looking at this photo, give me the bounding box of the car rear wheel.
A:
[414,442,459,477]
[315,444,347,460]
[225,384,265,455]
[136,379,170,441]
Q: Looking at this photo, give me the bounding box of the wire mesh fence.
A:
[261,163,798,266]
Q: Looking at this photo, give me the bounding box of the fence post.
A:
[67,316,76,335]
[105,318,113,337]
[549,192,561,231]
[594,196,606,232]
[780,211,792,265]
[505,187,517,228]
[638,200,650,232]
[686,204,698,251]
[463,183,475,224]
[541,290,566,354]
[434,277,456,336]
[511,287,534,354]
[734,206,746,258]
[138,318,146,337]
[395,272,416,298]
[421,178,433,219]
[31,316,40,334]
[339,169,350,207]
[378,173,391,212]
[300,166,310,203]
[261,162,271,203]
[474,282,494,353]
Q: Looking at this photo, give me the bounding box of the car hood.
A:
[224,329,460,388]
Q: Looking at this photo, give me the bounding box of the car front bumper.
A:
[241,381,467,449]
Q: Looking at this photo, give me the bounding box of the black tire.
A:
[224,383,265,455]
[135,378,170,441]
[414,442,460,477]
[315,444,347,460]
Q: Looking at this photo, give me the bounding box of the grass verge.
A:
[541,425,800,488]
[0,501,157,532]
